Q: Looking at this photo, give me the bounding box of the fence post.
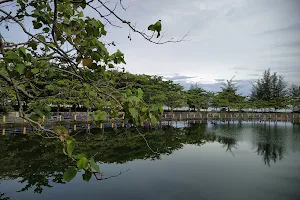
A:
[23,127,27,134]
[59,115,62,121]
[2,116,6,123]
[74,115,77,121]
[2,128,5,135]
[73,125,77,131]
[100,123,103,129]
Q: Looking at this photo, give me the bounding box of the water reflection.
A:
[0,192,10,200]
[251,123,286,166]
[211,123,242,155]
[0,122,299,197]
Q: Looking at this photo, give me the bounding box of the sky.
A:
[101,0,300,95]
[1,0,300,95]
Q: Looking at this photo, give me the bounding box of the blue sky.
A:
[1,0,300,95]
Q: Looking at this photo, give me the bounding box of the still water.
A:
[0,122,300,200]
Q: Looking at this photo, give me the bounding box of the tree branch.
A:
[98,0,189,44]
[52,0,58,44]
[0,72,35,99]
[0,0,13,5]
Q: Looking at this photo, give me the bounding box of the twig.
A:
[135,127,159,154]
[93,168,130,180]
[0,0,13,5]
[98,0,189,44]
[119,0,131,11]
[52,0,58,44]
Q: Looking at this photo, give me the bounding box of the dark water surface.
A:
[1,122,300,200]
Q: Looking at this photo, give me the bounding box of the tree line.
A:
[1,68,299,113]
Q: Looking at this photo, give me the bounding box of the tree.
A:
[251,69,287,110]
[0,0,185,182]
[186,84,210,111]
[0,78,15,112]
[288,84,300,112]
[163,81,185,112]
[213,78,244,111]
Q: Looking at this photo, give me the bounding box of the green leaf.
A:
[67,140,75,157]
[90,158,100,172]
[4,51,19,61]
[88,63,97,70]
[28,40,38,50]
[77,157,88,169]
[43,27,50,33]
[148,24,155,31]
[78,11,84,18]
[79,1,86,9]
[108,63,114,68]
[48,69,54,78]
[137,88,144,98]
[29,114,40,121]
[73,153,86,160]
[127,96,140,103]
[93,110,107,121]
[31,68,39,74]
[33,107,44,117]
[82,171,92,182]
[63,167,77,182]
[129,107,138,118]
[33,21,42,29]
[15,64,25,75]
[18,46,26,56]
[150,116,157,125]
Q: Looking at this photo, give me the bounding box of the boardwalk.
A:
[1,112,300,126]
[162,112,300,123]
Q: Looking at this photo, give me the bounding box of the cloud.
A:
[262,52,300,58]
[257,22,300,35]
[163,75,256,95]
[229,66,249,70]
[247,73,260,77]
[214,78,226,82]
[199,79,254,95]
[274,41,300,48]
[167,75,197,81]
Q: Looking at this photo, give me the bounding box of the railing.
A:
[161,112,300,123]
[1,112,300,125]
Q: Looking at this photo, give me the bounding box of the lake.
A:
[1,121,300,200]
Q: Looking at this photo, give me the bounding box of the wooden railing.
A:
[1,112,300,125]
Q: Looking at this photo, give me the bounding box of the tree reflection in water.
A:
[210,123,242,155]
[0,122,297,195]
[251,123,285,166]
